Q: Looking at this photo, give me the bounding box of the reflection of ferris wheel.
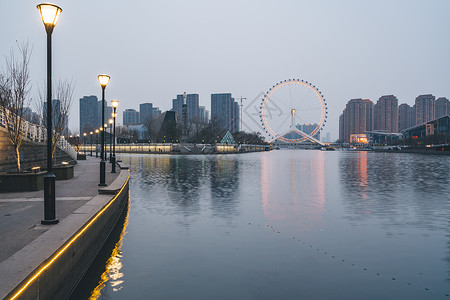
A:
[260,79,327,143]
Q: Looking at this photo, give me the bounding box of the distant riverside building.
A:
[172,97,182,120]
[374,95,398,132]
[22,107,40,125]
[139,103,153,124]
[152,107,161,117]
[339,113,344,142]
[211,93,239,133]
[79,95,98,134]
[295,123,320,140]
[123,109,140,125]
[339,98,374,143]
[198,106,206,122]
[320,131,331,143]
[187,94,199,121]
[79,95,112,133]
[398,103,416,131]
[44,99,68,136]
[434,97,449,119]
[172,94,200,121]
[415,94,435,125]
[97,100,112,128]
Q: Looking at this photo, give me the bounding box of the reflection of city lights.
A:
[89,198,130,299]
[260,152,326,230]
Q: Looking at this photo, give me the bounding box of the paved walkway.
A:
[0,156,120,263]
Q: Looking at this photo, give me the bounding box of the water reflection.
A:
[209,156,240,221]
[89,199,130,299]
[79,152,450,299]
[260,151,326,231]
[339,152,450,227]
[70,197,130,300]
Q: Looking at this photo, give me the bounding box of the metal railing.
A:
[0,108,77,160]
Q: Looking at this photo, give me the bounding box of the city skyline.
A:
[1,0,449,140]
[339,94,450,143]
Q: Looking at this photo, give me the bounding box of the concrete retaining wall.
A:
[1,170,130,300]
[0,129,74,173]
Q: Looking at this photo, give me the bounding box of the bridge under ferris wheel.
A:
[259,79,328,147]
[268,109,325,147]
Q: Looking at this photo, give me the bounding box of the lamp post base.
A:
[42,173,59,225]
[111,156,116,173]
[41,219,59,225]
[99,160,107,186]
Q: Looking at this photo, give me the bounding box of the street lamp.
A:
[83,132,87,152]
[108,118,113,162]
[37,3,62,225]
[98,74,110,186]
[111,100,119,173]
[103,123,108,159]
[90,131,93,156]
[95,129,99,158]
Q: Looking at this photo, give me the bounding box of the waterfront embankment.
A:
[80,143,271,155]
[0,157,129,299]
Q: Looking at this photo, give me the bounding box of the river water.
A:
[74,150,450,299]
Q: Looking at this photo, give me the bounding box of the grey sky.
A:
[1,0,449,140]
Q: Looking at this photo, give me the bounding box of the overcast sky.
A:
[1,0,449,140]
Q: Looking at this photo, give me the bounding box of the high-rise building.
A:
[139,103,153,124]
[339,98,374,143]
[152,107,161,117]
[22,107,40,125]
[415,94,435,125]
[172,94,200,121]
[296,123,320,140]
[339,113,344,142]
[45,99,68,136]
[398,103,415,131]
[187,94,199,121]
[434,97,449,119]
[374,95,398,132]
[80,95,98,134]
[123,109,140,125]
[172,97,183,120]
[198,106,206,122]
[97,100,112,128]
[211,93,240,133]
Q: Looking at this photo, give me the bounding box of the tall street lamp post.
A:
[37,3,62,225]
[111,100,119,173]
[98,74,110,186]
[83,132,87,153]
[90,131,93,156]
[109,118,113,162]
[103,123,107,159]
[95,129,99,157]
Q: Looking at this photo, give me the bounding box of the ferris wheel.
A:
[259,79,328,143]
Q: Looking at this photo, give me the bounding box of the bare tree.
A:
[0,42,32,172]
[37,78,74,162]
